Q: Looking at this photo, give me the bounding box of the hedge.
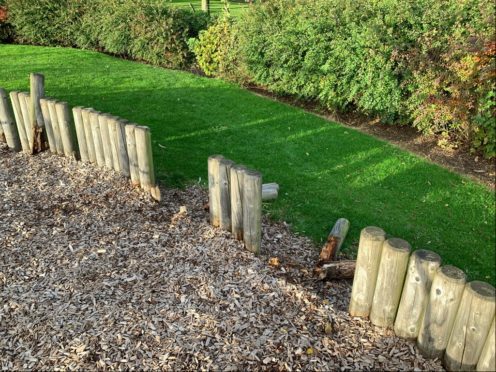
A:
[192,0,496,158]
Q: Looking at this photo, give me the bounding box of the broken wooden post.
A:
[98,114,114,170]
[208,155,224,227]
[477,317,495,371]
[394,249,442,339]
[319,218,350,262]
[417,265,466,359]
[47,100,64,155]
[29,73,45,152]
[230,164,246,240]
[369,238,411,328]
[243,169,262,254]
[9,91,30,153]
[349,226,386,317]
[40,98,57,153]
[72,107,88,162]
[0,88,21,151]
[219,158,234,231]
[55,101,77,159]
[125,124,140,185]
[444,281,495,371]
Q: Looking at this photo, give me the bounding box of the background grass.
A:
[0,45,494,284]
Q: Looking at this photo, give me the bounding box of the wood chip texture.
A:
[0,143,444,371]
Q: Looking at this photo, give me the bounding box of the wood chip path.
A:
[0,143,443,370]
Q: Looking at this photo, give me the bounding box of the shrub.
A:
[0,5,14,43]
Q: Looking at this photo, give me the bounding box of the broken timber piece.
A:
[319,218,350,262]
[262,182,279,201]
[316,260,356,280]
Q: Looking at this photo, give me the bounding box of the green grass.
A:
[0,44,494,284]
[168,0,249,17]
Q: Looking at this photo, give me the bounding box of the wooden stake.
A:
[417,265,466,359]
[445,281,496,371]
[0,88,21,151]
[115,119,130,177]
[9,91,30,153]
[89,110,105,167]
[135,126,155,192]
[219,158,235,231]
[349,226,386,317]
[107,116,121,171]
[98,114,114,170]
[18,93,34,153]
[230,164,246,240]
[370,238,411,328]
[477,317,495,371]
[208,155,224,227]
[47,100,64,155]
[29,73,45,152]
[394,249,442,339]
[40,98,57,153]
[125,124,140,185]
[55,101,77,159]
[72,107,88,162]
[81,108,96,163]
[243,169,262,254]
[319,218,350,262]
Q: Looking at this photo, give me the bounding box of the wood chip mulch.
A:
[0,143,444,370]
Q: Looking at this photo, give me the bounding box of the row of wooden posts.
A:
[349,227,495,371]
[0,73,159,200]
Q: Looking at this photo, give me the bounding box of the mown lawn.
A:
[0,45,494,284]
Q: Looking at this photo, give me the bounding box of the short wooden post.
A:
[29,73,45,152]
[417,265,466,359]
[98,114,113,169]
[394,249,442,339]
[135,126,155,191]
[90,110,105,167]
[243,169,262,254]
[55,101,77,159]
[81,108,96,163]
[370,238,411,328]
[47,100,64,155]
[0,88,21,151]
[477,317,495,371]
[208,155,224,227]
[115,119,130,177]
[262,183,279,201]
[219,158,234,230]
[9,91,30,153]
[125,124,140,185]
[18,93,34,152]
[107,116,121,171]
[72,107,88,162]
[349,226,387,317]
[445,281,496,371]
[40,98,57,153]
[230,164,246,240]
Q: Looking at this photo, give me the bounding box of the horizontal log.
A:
[315,260,356,280]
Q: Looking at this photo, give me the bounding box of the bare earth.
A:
[0,143,443,370]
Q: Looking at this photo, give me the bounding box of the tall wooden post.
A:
[47,100,64,155]
[135,126,155,191]
[55,101,77,159]
[243,169,262,254]
[29,73,45,152]
[208,155,224,227]
[73,107,88,162]
[81,108,96,163]
[40,98,56,153]
[90,110,105,167]
[98,114,114,170]
[230,164,246,240]
[219,158,235,231]
[125,124,140,186]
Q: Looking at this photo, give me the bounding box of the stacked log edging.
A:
[208,155,263,254]
[350,226,495,371]
[0,73,159,201]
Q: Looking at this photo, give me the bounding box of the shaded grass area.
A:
[0,45,494,284]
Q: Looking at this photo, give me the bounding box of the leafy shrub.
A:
[0,5,14,43]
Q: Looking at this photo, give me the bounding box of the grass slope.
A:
[0,45,494,284]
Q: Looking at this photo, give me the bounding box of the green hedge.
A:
[5,0,210,69]
[193,0,495,158]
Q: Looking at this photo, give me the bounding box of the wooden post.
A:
[349,226,386,317]
[369,238,411,328]
[477,317,495,371]
[39,98,57,153]
[230,164,246,240]
[55,101,77,159]
[0,88,21,151]
[18,93,34,152]
[201,0,210,14]
[72,107,88,162]
[106,116,120,171]
[262,183,279,201]
[319,218,350,262]
[219,158,235,230]
[243,169,262,254]
[47,100,64,155]
[445,281,496,371]
[208,155,224,227]
[9,92,30,153]
[417,265,466,359]
[89,110,105,167]
[125,124,140,185]
[29,73,45,152]
[394,249,442,339]
[115,119,130,177]
[81,108,96,163]
[135,126,155,191]
[98,114,113,170]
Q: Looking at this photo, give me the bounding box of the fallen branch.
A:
[314,260,356,280]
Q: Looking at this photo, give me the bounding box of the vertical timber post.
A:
[73,107,88,162]
[55,101,77,159]
[125,124,140,186]
[219,158,234,231]
[40,98,56,153]
[29,73,45,152]
[208,155,224,227]
[47,100,64,155]
[477,317,495,371]
[90,110,105,167]
[243,169,262,254]
[230,164,246,240]
[0,88,21,151]
[98,114,114,170]
[9,91,30,153]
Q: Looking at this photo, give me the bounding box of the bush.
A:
[0,5,14,43]
[192,0,495,157]
[5,0,210,69]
